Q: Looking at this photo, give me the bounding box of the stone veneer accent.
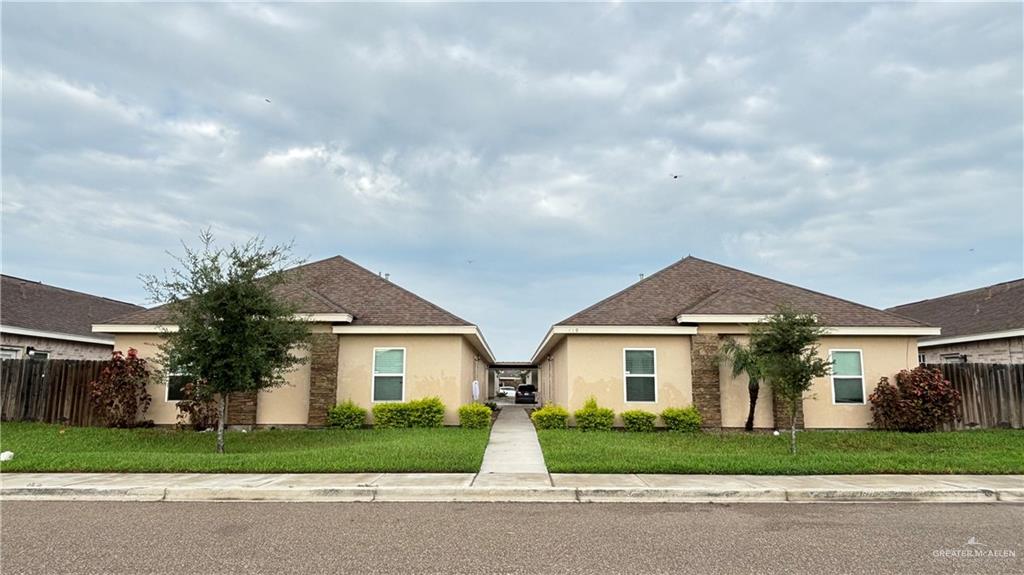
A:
[307,333,339,426]
[690,334,723,428]
[771,388,805,430]
[226,391,257,426]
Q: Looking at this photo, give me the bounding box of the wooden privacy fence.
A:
[925,363,1024,430]
[1,359,105,426]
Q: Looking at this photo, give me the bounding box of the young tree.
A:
[143,231,310,453]
[719,339,764,432]
[729,308,832,454]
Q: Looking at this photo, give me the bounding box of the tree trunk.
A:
[789,400,798,455]
[216,394,227,454]
[744,380,759,432]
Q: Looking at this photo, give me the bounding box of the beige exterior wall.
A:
[112,334,179,425]
[337,333,476,425]
[114,334,314,426]
[257,346,310,425]
[719,336,775,428]
[537,337,569,408]
[562,334,693,426]
[802,336,918,429]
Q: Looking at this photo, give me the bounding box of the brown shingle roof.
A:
[105,255,471,327]
[559,256,927,327]
[887,278,1024,340]
[1,275,144,339]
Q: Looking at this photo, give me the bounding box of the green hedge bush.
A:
[573,397,615,431]
[661,406,702,432]
[531,404,569,429]
[372,397,446,428]
[621,409,657,432]
[459,403,492,429]
[327,400,367,429]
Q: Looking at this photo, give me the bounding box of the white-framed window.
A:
[166,372,194,402]
[372,347,405,402]
[917,352,926,365]
[830,349,865,405]
[0,346,22,360]
[623,348,657,403]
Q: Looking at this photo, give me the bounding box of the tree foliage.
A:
[143,230,310,453]
[727,308,832,454]
[88,348,152,428]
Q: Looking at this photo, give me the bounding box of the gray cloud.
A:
[2,3,1021,358]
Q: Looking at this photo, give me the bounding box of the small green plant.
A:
[459,403,492,429]
[531,404,570,429]
[573,397,615,431]
[372,397,446,428]
[661,406,702,432]
[483,401,499,412]
[407,397,445,427]
[621,409,657,432]
[327,400,367,429]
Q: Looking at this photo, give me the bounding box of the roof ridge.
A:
[556,256,692,325]
[1,274,143,309]
[887,277,1024,310]
[325,255,473,326]
[685,256,929,327]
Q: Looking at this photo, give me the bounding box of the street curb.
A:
[3,485,1020,503]
[785,488,998,503]
[1,487,166,502]
[577,487,787,503]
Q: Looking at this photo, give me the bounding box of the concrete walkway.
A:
[2,473,1021,503]
[475,404,550,487]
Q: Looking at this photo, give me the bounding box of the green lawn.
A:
[537,429,1024,474]
[0,422,490,473]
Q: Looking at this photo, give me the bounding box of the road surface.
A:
[2,502,1021,574]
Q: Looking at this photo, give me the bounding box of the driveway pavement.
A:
[2,501,1021,574]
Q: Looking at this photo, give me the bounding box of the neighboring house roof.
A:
[887,278,1024,342]
[559,256,927,328]
[103,255,472,327]
[0,274,144,343]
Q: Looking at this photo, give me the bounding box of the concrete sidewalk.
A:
[476,404,550,488]
[2,472,1021,503]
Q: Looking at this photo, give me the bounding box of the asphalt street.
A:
[1,501,1021,574]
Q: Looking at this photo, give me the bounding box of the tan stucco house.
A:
[92,256,495,426]
[532,257,940,429]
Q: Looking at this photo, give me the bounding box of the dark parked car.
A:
[515,384,537,404]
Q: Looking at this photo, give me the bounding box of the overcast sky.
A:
[2,3,1022,359]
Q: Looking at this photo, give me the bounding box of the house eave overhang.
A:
[92,313,354,335]
[917,328,1024,348]
[1,324,116,346]
[674,314,940,337]
[331,325,497,365]
[530,325,699,365]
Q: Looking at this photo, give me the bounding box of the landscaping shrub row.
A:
[531,398,701,432]
[326,398,497,429]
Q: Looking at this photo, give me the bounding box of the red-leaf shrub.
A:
[869,366,961,432]
[88,349,152,428]
[175,381,219,431]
